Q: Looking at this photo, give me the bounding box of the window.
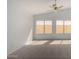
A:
[45,21,52,34]
[56,21,63,33]
[35,20,52,34]
[35,21,44,34]
[56,20,71,34]
[64,21,71,33]
[35,20,71,34]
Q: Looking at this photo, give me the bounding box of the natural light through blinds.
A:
[35,20,71,34]
[56,21,63,33]
[35,20,52,34]
[36,21,44,34]
[45,21,52,34]
[64,21,71,33]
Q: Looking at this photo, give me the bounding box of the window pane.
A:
[56,21,63,33]
[64,21,71,33]
[35,21,44,34]
[45,21,52,34]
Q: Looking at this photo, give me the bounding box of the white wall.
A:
[7,0,33,55]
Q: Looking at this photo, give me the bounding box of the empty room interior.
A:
[7,0,71,59]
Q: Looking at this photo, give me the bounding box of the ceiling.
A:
[19,0,71,14]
